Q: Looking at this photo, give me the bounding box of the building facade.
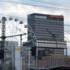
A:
[22,13,67,70]
[28,13,64,41]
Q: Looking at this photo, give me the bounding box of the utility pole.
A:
[20,34,23,70]
[1,17,6,70]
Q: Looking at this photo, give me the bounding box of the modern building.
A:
[22,13,67,70]
[28,13,64,41]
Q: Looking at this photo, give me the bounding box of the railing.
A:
[36,40,67,49]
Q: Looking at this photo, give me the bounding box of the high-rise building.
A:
[28,13,64,41]
[22,13,67,70]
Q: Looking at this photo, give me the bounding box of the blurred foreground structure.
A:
[22,13,68,70]
[0,41,18,70]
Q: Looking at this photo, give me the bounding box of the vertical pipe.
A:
[66,48,67,56]
[20,34,22,70]
[1,17,6,70]
[28,47,30,70]
[35,41,38,70]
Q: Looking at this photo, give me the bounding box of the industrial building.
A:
[0,41,18,70]
[22,13,67,70]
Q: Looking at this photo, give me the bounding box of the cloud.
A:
[0,2,70,54]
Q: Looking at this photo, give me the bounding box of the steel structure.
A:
[0,16,27,70]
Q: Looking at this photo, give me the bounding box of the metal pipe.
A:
[20,34,23,70]
[35,41,38,70]
[1,17,6,70]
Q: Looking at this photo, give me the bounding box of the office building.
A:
[22,13,67,70]
[28,13,64,41]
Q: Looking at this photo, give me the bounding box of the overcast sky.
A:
[0,1,70,54]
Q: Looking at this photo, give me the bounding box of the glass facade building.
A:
[25,13,67,70]
[28,13,64,41]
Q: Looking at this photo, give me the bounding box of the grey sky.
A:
[0,0,70,7]
[0,0,70,55]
